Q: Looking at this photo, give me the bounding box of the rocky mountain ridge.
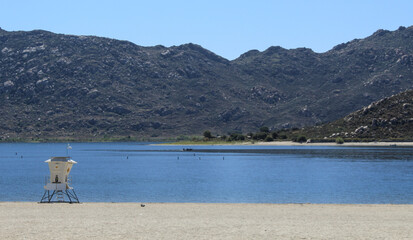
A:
[1,26,413,140]
[301,89,413,140]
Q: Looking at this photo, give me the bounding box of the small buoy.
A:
[141,204,145,207]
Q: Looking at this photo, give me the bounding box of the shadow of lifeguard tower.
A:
[40,156,80,203]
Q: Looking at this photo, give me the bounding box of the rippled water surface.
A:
[0,143,412,203]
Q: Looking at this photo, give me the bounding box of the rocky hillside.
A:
[0,26,413,140]
[301,89,413,140]
[233,26,413,128]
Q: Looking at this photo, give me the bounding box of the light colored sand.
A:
[1,202,412,239]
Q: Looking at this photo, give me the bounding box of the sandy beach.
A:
[1,202,412,239]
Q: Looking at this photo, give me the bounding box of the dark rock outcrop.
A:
[302,89,413,139]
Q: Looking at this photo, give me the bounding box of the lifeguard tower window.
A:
[54,175,59,183]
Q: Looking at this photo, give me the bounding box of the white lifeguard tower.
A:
[40,156,80,203]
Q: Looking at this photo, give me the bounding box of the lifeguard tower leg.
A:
[65,190,72,203]
[40,190,53,203]
[67,189,80,203]
[40,191,48,203]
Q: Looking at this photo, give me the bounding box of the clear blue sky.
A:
[1,0,412,60]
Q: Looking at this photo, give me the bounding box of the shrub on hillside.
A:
[203,130,212,139]
[279,134,287,139]
[229,133,245,141]
[260,126,270,133]
[292,135,307,143]
[264,136,274,142]
[335,137,344,144]
[253,132,268,140]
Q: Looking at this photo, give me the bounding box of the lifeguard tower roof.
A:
[45,157,77,163]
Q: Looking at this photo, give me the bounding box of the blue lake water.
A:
[0,142,412,203]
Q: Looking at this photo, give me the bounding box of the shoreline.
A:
[1,139,413,147]
[159,141,413,147]
[1,140,413,147]
[1,202,412,239]
[2,201,413,205]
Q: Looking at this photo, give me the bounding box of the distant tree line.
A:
[199,127,351,144]
[202,126,308,143]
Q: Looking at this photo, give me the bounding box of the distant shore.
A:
[1,202,412,239]
[161,141,413,147]
[1,139,413,147]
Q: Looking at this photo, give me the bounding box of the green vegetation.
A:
[170,120,413,145]
[259,126,270,133]
[264,136,274,142]
[279,134,287,139]
[253,132,268,140]
[173,126,306,144]
[203,130,212,139]
[228,133,245,141]
[292,135,307,143]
